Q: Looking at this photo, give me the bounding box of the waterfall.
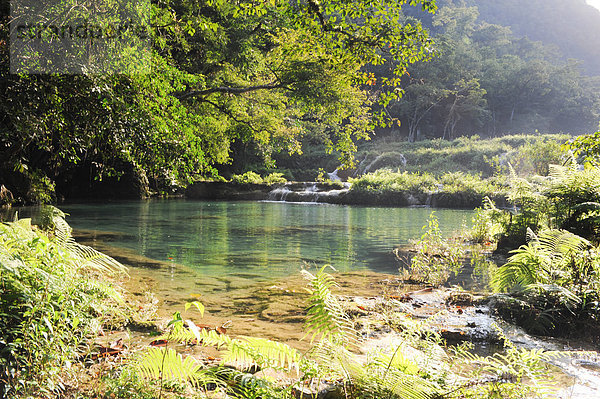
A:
[265,182,350,204]
[327,168,342,181]
[267,186,292,201]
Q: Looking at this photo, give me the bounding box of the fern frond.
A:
[223,336,301,372]
[302,265,354,344]
[53,215,127,275]
[535,229,590,257]
[134,347,216,386]
[188,320,232,348]
[162,322,199,344]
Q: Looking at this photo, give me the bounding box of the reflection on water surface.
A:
[60,199,472,281]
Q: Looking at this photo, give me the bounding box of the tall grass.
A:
[356,134,569,177]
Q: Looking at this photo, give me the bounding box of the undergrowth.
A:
[99,266,567,399]
[0,208,128,397]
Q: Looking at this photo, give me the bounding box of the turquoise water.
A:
[60,200,472,281]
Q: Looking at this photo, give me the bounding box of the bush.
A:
[401,213,465,286]
[350,169,438,193]
[230,171,263,184]
[262,172,287,184]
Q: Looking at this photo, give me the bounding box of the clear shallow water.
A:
[59,200,473,281]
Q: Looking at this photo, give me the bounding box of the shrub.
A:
[230,171,263,184]
[401,213,465,286]
[262,172,287,184]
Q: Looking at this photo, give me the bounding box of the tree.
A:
[0,0,438,202]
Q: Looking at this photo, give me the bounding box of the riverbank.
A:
[4,207,600,398]
[81,259,600,399]
[185,175,508,209]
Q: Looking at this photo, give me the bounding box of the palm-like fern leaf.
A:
[492,229,591,292]
[223,337,301,372]
[134,347,216,386]
[184,319,301,371]
[301,265,354,344]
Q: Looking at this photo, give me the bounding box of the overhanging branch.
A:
[175,82,288,100]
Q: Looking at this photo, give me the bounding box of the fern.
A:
[302,265,354,344]
[52,212,127,275]
[134,347,216,387]
[492,228,592,292]
[179,319,301,372]
[223,337,301,372]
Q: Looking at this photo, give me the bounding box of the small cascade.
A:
[265,182,350,204]
[267,186,292,201]
[327,168,342,181]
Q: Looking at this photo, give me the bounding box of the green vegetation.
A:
[460,155,600,335]
[0,210,127,397]
[400,213,465,286]
[1,0,437,204]
[491,229,600,335]
[230,171,287,185]
[356,134,570,177]
[348,169,507,208]
[385,2,600,140]
[98,267,564,399]
[463,0,600,76]
[263,133,570,183]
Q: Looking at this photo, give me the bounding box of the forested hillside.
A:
[471,0,600,76]
[377,0,600,141]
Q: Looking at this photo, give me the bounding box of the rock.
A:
[445,291,474,306]
[253,368,296,387]
[293,383,344,399]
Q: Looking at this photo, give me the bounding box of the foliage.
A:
[302,265,354,344]
[462,0,600,76]
[450,326,562,398]
[545,163,600,240]
[469,198,503,243]
[352,134,569,178]
[0,212,126,397]
[491,228,600,334]
[402,213,465,286]
[129,266,565,398]
[569,130,600,165]
[134,347,217,388]
[383,1,600,140]
[349,168,506,207]
[1,0,439,203]
[350,169,438,194]
[262,172,287,184]
[230,171,264,185]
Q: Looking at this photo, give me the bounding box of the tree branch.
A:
[306,0,388,47]
[200,98,259,133]
[175,82,288,100]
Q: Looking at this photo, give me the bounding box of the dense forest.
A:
[383,0,600,141]
[1,0,599,202]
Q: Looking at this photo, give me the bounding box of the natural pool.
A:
[60,199,473,281]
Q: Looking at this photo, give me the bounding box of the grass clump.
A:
[0,210,127,397]
[349,169,438,194]
[401,213,466,286]
[230,171,263,184]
